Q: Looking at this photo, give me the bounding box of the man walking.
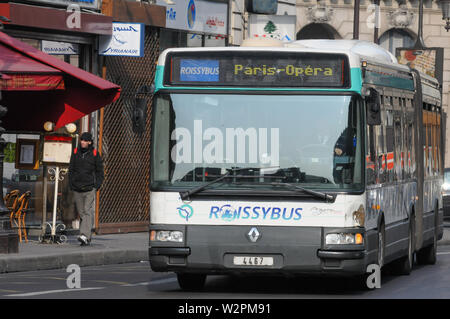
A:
[68,132,104,246]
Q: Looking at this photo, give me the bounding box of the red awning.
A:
[0,43,65,91]
[0,31,121,131]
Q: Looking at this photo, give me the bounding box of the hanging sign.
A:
[249,15,296,42]
[41,41,80,55]
[156,0,227,35]
[99,22,145,57]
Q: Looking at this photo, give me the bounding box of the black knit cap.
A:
[80,132,93,142]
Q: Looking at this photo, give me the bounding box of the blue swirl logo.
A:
[187,0,196,29]
[177,204,194,221]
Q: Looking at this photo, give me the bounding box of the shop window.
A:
[187,33,203,47]
[3,134,43,226]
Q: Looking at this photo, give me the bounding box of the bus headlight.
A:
[326,233,364,245]
[150,230,184,243]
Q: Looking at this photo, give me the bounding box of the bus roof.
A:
[159,40,402,70]
[157,39,440,94]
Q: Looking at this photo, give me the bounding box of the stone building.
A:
[229,0,450,167]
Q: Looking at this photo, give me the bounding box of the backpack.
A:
[74,148,97,156]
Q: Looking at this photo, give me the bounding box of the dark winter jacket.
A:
[68,145,104,192]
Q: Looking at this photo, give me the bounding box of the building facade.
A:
[0,0,114,229]
[230,0,450,167]
[97,0,229,233]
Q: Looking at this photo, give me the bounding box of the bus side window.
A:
[437,110,442,174]
[385,109,394,183]
[423,109,428,177]
[376,119,386,184]
[407,117,414,178]
[394,114,402,182]
[366,124,376,185]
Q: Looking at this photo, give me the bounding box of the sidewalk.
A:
[0,232,149,273]
[0,225,449,274]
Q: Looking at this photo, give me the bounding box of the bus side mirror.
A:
[245,0,278,14]
[366,89,381,126]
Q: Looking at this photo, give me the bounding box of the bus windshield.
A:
[151,93,364,192]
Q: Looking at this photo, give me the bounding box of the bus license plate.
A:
[233,256,274,266]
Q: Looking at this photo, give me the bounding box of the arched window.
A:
[379,29,416,55]
[296,23,341,40]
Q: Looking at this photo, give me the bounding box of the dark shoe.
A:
[78,235,88,246]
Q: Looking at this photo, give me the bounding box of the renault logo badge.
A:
[247,227,260,242]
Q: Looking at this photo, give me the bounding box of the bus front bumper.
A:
[148,225,377,276]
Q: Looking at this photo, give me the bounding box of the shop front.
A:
[0,0,119,235]
[93,0,229,234]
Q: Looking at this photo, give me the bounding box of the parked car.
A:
[443,168,450,218]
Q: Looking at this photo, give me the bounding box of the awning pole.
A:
[95,60,107,233]
[51,166,59,237]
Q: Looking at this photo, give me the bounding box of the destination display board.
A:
[165,52,350,88]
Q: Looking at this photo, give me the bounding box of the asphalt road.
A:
[1,245,450,300]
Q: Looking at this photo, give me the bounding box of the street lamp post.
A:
[373,0,380,44]
[413,0,426,49]
[353,0,360,39]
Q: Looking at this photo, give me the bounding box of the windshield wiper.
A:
[179,167,279,200]
[269,182,335,202]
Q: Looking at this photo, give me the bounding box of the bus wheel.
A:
[177,273,207,291]
[417,206,438,265]
[391,218,414,275]
[417,231,437,265]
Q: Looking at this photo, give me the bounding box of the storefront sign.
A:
[99,22,144,57]
[41,41,79,55]
[249,15,296,42]
[156,0,227,35]
[22,0,101,10]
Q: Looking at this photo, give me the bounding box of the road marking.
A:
[121,282,152,287]
[94,280,130,286]
[0,289,21,293]
[437,252,450,255]
[148,277,177,286]
[4,287,104,297]
[122,277,177,287]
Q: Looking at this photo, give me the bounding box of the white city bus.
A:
[148,40,444,290]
